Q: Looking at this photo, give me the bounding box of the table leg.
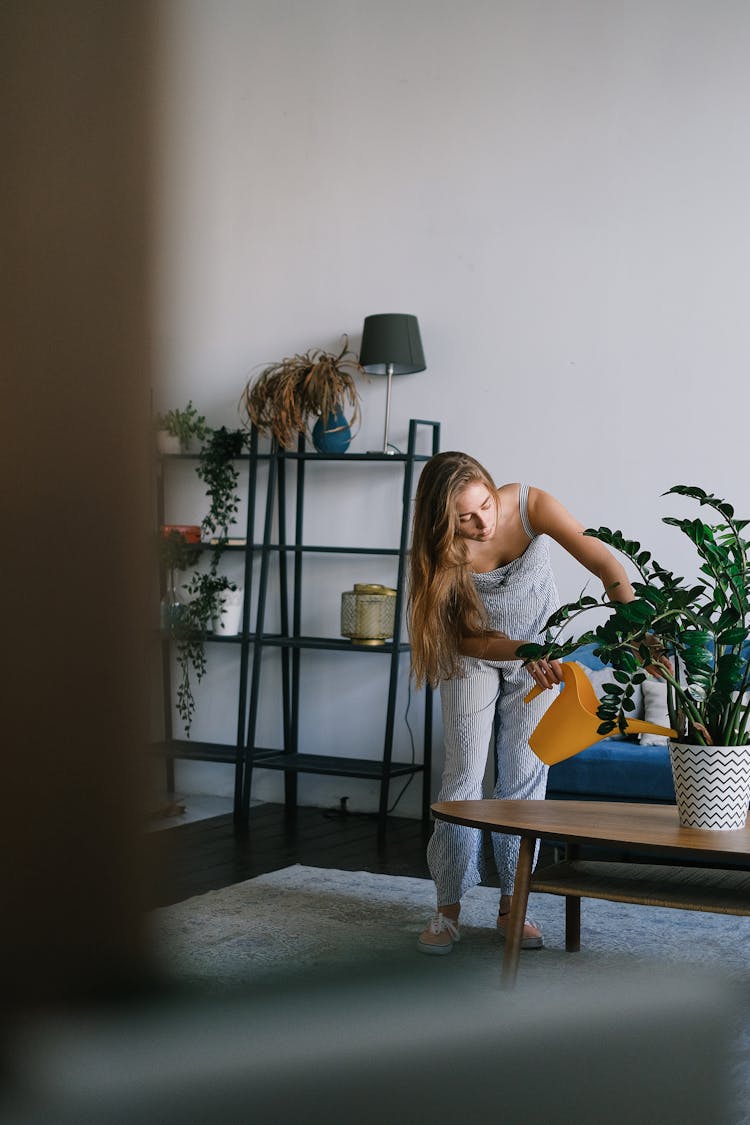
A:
[565,896,581,952]
[501,834,536,990]
[564,843,581,952]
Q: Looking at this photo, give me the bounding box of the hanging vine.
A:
[166,425,247,735]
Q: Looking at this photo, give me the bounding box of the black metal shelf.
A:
[155,426,264,793]
[256,634,410,653]
[156,419,440,838]
[265,544,401,555]
[158,443,434,465]
[239,418,441,837]
[244,751,423,780]
[162,631,409,652]
[278,451,435,462]
[153,739,239,765]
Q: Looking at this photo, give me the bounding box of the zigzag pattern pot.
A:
[668,741,750,830]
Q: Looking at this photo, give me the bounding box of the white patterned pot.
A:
[668,741,750,830]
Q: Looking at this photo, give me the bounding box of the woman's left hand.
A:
[637,635,674,679]
[526,658,564,690]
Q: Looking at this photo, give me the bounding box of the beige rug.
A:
[150,863,750,990]
[150,864,750,1122]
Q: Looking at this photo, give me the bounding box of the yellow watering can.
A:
[524,661,676,766]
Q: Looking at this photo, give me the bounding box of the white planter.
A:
[668,741,750,830]
[212,588,244,635]
[156,430,182,455]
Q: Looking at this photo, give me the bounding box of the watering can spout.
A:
[524,662,676,766]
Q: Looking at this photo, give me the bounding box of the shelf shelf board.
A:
[279,450,434,462]
[152,739,239,764]
[257,634,409,652]
[158,451,273,462]
[245,751,423,779]
[160,632,398,650]
[265,544,400,556]
[159,630,256,644]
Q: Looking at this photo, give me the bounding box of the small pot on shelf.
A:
[312,409,352,453]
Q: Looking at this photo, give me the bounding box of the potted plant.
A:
[241,337,363,451]
[155,400,209,454]
[161,425,247,735]
[175,570,238,733]
[158,528,201,629]
[196,425,246,542]
[518,485,750,829]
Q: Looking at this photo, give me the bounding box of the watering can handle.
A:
[524,681,547,704]
[523,663,573,705]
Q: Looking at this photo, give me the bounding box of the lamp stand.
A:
[382,362,395,454]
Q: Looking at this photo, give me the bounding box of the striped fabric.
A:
[427,483,561,903]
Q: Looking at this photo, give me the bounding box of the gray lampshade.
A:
[359,313,426,375]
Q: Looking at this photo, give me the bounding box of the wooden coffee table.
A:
[431,799,750,987]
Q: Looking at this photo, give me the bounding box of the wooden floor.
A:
[147,803,433,908]
[148,801,691,910]
[147,802,527,909]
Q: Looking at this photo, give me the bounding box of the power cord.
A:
[321,677,421,819]
[387,675,417,814]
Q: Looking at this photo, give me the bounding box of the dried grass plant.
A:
[241,337,363,448]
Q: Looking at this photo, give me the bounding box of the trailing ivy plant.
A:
[518,486,750,748]
[197,426,245,545]
[165,425,247,735]
[174,570,236,734]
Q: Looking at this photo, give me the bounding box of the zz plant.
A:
[518,486,750,748]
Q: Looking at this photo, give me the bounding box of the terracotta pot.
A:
[161,524,201,544]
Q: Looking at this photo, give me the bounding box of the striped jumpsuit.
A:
[427,484,560,904]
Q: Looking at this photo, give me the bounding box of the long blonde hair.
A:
[408,451,497,687]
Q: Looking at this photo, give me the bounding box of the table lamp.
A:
[359,313,426,453]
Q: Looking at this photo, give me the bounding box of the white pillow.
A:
[576,664,645,739]
[578,666,646,715]
[639,678,671,745]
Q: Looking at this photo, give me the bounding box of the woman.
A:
[409,451,636,954]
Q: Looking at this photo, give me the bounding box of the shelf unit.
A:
[239,419,440,835]
[153,427,266,794]
[155,418,440,837]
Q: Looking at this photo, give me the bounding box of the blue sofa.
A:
[545,644,676,804]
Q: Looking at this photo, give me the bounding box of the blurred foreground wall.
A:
[1,0,154,1012]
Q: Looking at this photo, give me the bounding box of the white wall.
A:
[154,0,750,814]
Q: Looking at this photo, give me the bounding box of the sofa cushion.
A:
[639,677,671,745]
[543,644,676,803]
[566,644,645,733]
[547,737,675,801]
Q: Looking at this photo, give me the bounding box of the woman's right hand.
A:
[525,657,564,690]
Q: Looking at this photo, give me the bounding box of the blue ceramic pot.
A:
[312,409,352,453]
